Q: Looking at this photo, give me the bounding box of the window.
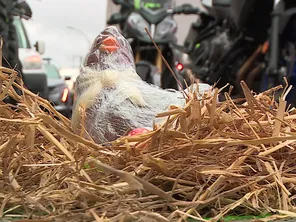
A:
[13,17,30,49]
[44,64,61,79]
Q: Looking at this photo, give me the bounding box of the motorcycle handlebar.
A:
[172,4,199,15]
[112,0,199,14]
[112,0,134,8]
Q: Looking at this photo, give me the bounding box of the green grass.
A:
[188,214,273,221]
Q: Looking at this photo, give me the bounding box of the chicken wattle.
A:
[71,26,211,144]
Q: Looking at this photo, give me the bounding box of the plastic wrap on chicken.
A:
[71,26,211,144]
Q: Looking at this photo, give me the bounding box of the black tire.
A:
[0,0,21,71]
[7,17,22,73]
[7,0,21,72]
[0,0,10,68]
[1,0,23,105]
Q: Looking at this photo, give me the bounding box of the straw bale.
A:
[1,60,296,222]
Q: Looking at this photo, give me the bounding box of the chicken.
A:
[71,26,211,144]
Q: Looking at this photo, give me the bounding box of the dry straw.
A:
[1,50,296,221]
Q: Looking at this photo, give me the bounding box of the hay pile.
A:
[1,63,296,222]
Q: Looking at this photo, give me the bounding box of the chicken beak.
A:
[99,36,119,53]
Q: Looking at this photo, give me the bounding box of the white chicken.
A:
[71,26,211,144]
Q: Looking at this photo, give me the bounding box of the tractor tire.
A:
[0,0,9,67]
[7,0,22,72]
[7,16,22,74]
[0,0,21,71]
[0,0,23,104]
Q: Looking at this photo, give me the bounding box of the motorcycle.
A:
[262,0,296,106]
[178,0,274,99]
[107,0,199,90]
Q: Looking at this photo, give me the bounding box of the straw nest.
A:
[1,61,296,222]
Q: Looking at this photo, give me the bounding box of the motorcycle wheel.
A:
[161,47,179,90]
[212,48,249,101]
[161,66,179,90]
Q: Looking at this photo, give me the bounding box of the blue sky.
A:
[25,0,107,68]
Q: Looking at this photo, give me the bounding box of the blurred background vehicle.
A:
[107,0,199,90]
[175,0,274,100]
[175,0,296,108]
[13,16,49,99]
[261,0,296,106]
[43,58,72,117]
[106,0,202,44]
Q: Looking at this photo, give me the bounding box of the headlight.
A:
[22,55,42,70]
[155,19,177,39]
[127,13,149,37]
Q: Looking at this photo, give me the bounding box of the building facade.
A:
[105,0,205,44]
